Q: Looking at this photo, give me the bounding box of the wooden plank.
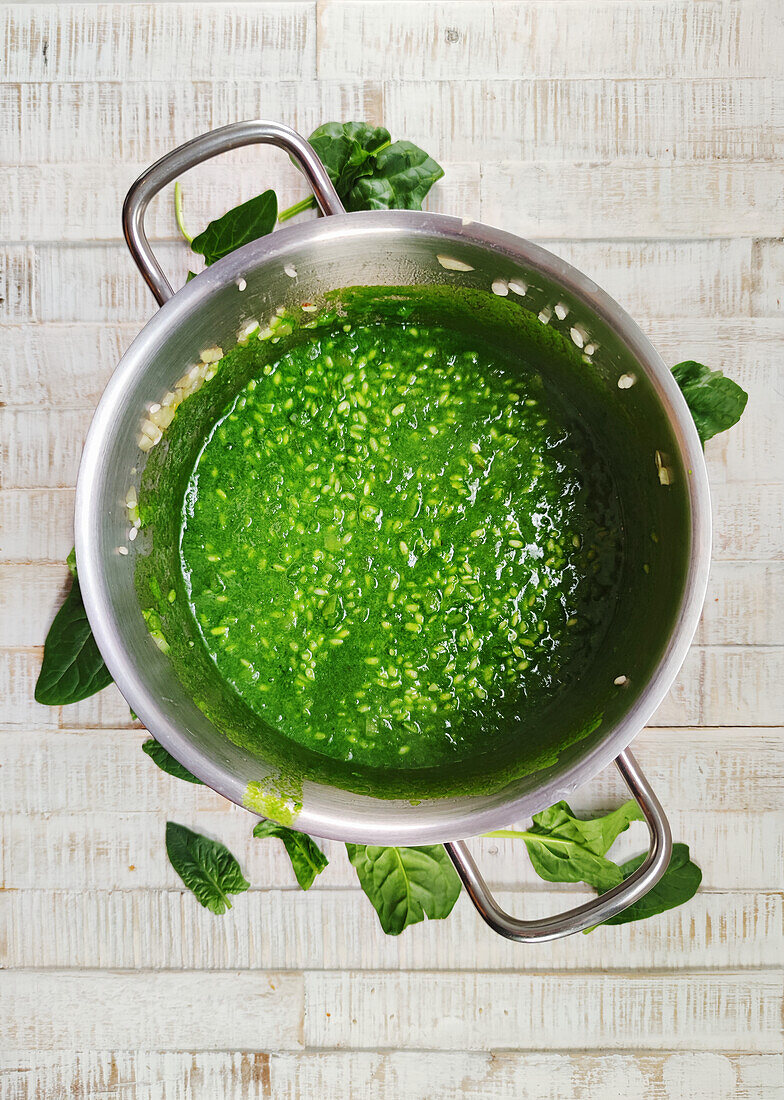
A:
[1,807,780,891]
[3,80,381,166]
[0,1051,780,1100]
[471,809,784,893]
[3,79,779,168]
[0,246,35,321]
[480,161,784,239]
[382,79,784,162]
[752,238,784,316]
[35,242,181,325]
[303,970,783,1051]
[2,642,778,733]
[2,317,780,423]
[1,3,317,83]
[643,318,784,374]
[651,645,783,727]
[0,888,780,973]
[270,1052,784,1100]
[22,240,756,327]
[0,970,303,1051]
[0,1051,274,1100]
[1,323,780,493]
[3,726,780,815]
[0,564,70,647]
[0,489,75,564]
[647,645,702,726]
[704,365,782,488]
[0,322,133,406]
[696,562,784,646]
[0,409,89,489]
[2,160,781,245]
[702,646,784,726]
[711,483,784,561]
[318,1,783,82]
[57,680,137,731]
[0,649,58,730]
[0,645,133,731]
[644,317,784,487]
[0,161,479,243]
[0,337,776,494]
[538,238,753,319]
[4,561,780,648]
[0,727,229,816]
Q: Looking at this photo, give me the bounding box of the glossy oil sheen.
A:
[178,321,623,770]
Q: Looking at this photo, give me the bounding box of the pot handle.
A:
[122,120,346,307]
[445,748,672,942]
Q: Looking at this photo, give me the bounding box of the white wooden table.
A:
[1,3,782,1097]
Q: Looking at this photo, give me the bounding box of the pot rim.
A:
[75,209,711,842]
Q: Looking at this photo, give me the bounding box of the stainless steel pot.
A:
[75,121,711,940]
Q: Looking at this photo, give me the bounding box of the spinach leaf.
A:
[191,189,278,266]
[35,573,113,705]
[66,546,77,578]
[308,121,391,199]
[300,123,443,213]
[597,843,702,927]
[491,804,701,930]
[186,123,442,239]
[165,821,249,914]
[142,738,203,784]
[346,843,462,935]
[672,361,748,445]
[531,799,643,858]
[252,820,328,890]
[487,799,643,892]
[350,141,445,211]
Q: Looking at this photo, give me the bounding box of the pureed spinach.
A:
[176,318,623,771]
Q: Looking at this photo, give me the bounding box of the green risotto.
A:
[177,320,623,769]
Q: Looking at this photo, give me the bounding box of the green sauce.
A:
[178,321,622,770]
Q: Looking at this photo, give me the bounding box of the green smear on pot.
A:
[243,775,303,826]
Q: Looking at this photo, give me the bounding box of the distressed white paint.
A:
[0,1051,781,1100]
[0,489,75,562]
[318,1,784,81]
[711,482,784,560]
[11,238,767,325]
[2,806,782,892]
[1,4,317,84]
[1,1,783,1095]
[1,888,782,972]
[0,969,779,1053]
[302,971,783,1051]
[0,408,91,488]
[0,161,480,243]
[1,80,381,166]
[3,161,784,246]
[382,78,784,162]
[0,970,304,1050]
[480,162,784,240]
[3,726,782,814]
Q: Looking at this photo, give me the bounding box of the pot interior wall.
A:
[79,214,694,837]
